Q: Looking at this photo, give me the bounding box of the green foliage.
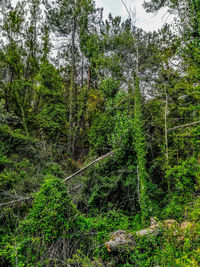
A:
[110,96,134,155]
[81,152,139,213]
[162,157,200,219]
[42,162,65,178]
[67,250,103,266]
[154,224,200,266]
[34,62,67,141]
[36,102,67,140]
[36,63,64,98]
[186,196,200,222]
[0,124,38,160]
[99,78,120,99]
[89,90,128,156]
[83,210,132,260]
[166,157,200,193]
[89,113,114,155]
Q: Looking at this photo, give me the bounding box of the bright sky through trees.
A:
[11,0,173,32]
[95,0,173,32]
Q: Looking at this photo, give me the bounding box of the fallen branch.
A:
[167,121,200,132]
[0,196,33,207]
[0,151,115,207]
[64,151,115,182]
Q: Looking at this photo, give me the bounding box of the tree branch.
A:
[0,197,33,207]
[63,151,115,182]
[167,121,200,132]
[0,151,115,207]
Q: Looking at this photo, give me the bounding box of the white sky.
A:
[10,0,173,32]
[95,0,174,32]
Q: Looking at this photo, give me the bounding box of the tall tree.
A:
[45,0,95,158]
[121,2,153,224]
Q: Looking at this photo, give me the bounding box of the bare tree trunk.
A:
[164,85,170,192]
[87,67,91,91]
[68,14,77,157]
[137,165,140,203]
[81,55,84,88]
[81,67,91,131]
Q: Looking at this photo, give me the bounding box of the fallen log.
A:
[105,218,194,253]
[105,218,193,253]
[0,151,115,207]
[105,230,136,253]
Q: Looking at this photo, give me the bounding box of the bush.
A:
[12,176,86,266]
[166,157,200,194]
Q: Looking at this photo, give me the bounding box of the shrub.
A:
[13,176,86,266]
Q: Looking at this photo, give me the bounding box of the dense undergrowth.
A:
[0,116,200,266]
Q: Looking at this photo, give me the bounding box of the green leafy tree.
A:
[134,77,152,224]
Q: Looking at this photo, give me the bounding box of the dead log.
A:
[105,219,193,253]
[105,230,136,253]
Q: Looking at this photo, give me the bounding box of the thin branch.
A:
[0,196,33,207]
[164,84,169,165]
[121,0,131,19]
[137,165,140,203]
[167,121,200,132]
[63,151,115,182]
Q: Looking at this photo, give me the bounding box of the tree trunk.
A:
[68,15,77,157]
[164,84,170,192]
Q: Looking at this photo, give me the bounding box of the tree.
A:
[45,0,96,158]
